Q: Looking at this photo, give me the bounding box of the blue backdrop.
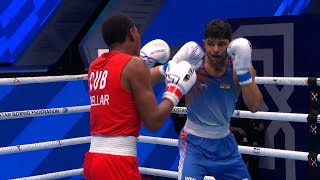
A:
[0,0,312,64]
[0,0,61,63]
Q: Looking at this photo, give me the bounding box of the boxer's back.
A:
[88,51,142,137]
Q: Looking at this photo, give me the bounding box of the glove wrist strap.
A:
[237,71,252,86]
[163,84,183,106]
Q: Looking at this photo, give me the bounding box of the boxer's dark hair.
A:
[102,14,134,47]
[204,19,232,42]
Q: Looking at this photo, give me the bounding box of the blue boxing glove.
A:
[227,38,252,86]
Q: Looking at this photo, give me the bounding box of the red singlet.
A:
[84,51,142,180]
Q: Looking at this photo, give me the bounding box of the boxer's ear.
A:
[128,27,135,41]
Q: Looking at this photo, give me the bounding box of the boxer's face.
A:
[203,38,229,66]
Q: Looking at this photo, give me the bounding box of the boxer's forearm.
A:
[150,66,165,86]
[241,67,262,113]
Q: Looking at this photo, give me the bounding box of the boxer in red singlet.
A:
[83,14,197,180]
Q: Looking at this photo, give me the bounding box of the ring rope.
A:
[139,167,215,180]
[1,136,319,162]
[0,105,316,123]
[11,167,216,180]
[0,75,87,85]
[0,105,90,120]
[139,167,178,179]
[254,77,320,86]
[11,168,83,180]
[231,110,309,123]
[0,137,91,155]
[0,74,319,86]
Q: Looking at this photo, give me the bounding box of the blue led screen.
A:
[0,0,61,63]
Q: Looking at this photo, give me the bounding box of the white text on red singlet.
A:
[89,70,110,106]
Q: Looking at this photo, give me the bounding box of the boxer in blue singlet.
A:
[178,19,263,180]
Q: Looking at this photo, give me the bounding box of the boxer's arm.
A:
[149,66,165,86]
[140,39,170,86]
[240,66,262,112]
[145,41,205,86]
[125,57,173,132]
[234,65,262,112]
[229,38,262,112]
